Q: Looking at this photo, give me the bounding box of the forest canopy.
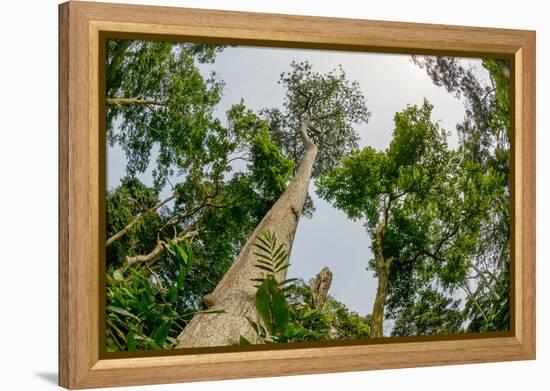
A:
[104,39,510,351]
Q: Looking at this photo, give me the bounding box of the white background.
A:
[0,0,546,389]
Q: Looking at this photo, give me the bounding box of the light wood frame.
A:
[59,1,536,388]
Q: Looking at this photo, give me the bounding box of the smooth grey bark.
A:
[177,120,318,348]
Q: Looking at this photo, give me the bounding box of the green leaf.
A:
[254,264,276,274]
[255,275,289,335]
[126,331,136,351]
[272,244,287,262]
[301,309,318,320]
[184,240,194,273]
[153,320,171,347]
[253,253,275,263]
[275,263,290,273]
[169,284,177,302]
[255,233,272,248]
[253,242,273,255]
[246,317,266,338]
[177,264,186,290]
[112,269,124,282]
[239,335,252,345]
[274,257,287,271]
[166,336,179,346]
[107,305,141,321]
[253,257,274,267]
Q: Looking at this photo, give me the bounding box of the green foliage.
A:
[105,37,511,342]
[317,100,450,231]
[107,40,226,189]
[105,39,300,350]
[286,281,372,340]
[252,230,293,278]
[106,240,222,351]
[412,55,511,332]
[318,99,509,334]
[466,270,510,332]
[106,177,165,265]
[250,129,295,202]
[390,288,465,337]
[105,102,294,330]
[243,231,370,344]
[262,61,370,177]
[255,276,290,335]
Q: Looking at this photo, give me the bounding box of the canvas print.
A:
[104,39,511,352]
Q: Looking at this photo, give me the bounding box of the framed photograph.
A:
[59,1,536,389]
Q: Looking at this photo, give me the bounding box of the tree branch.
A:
[106,194,176,246]
[298,119,315,150]
[157,182,222,233]
[125,230,198,265]
[374,194,392,271]
[470,263,501,300]
[461,283,488,322]
[107,97,166,106]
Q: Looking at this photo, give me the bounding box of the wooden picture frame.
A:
[59,1,536,388]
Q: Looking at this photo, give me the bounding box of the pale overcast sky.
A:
[107,44,490,321]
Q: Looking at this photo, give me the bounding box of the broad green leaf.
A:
[255,275,289,335]
[246,316,266,338]
[153,320,171,347]
[175,243,188,262]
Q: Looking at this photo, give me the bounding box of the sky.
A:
[107,44,491,322]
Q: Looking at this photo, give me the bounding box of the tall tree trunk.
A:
[370,261,391,338]
[177,120,317,348]
[370,198,393,338]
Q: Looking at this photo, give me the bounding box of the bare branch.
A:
[106,194,176,246]
[125,230,198,265]
[107,97,166,106]
[470,263,501,300]
[461,283,488,322]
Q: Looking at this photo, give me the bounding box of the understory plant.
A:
[240,230,370,344]
[106,238,221,351]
